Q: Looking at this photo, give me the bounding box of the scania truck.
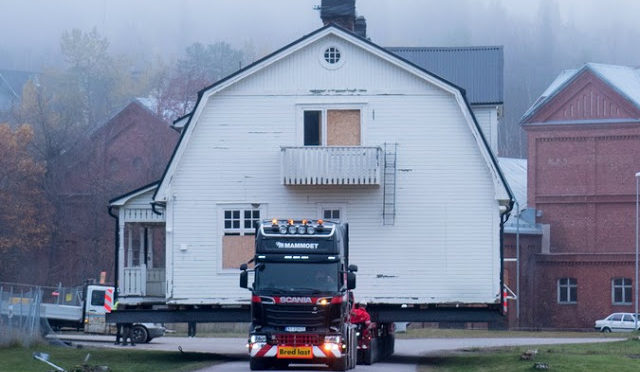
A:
[240,219,394,370]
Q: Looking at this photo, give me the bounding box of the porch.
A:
[110,184,166,304]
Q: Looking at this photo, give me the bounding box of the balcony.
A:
[281,146,382,185]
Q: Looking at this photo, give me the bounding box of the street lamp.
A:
[635,172,640,329]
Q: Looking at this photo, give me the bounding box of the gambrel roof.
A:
[157,24,513,209]
[387,46,503,105]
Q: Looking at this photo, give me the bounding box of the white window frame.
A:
[217,203,267,273]
[297,104,367,147]
[557,277,577,304]
[612,278,632,305]
[317,203,347,222]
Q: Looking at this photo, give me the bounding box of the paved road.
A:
[50,334,624,371]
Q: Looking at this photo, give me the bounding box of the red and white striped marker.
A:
[104,288,114,313]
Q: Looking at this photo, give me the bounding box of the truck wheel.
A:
[331,356,348,371]
[249,358,267,370]
[131,325,149,344]
[364,338,376,365]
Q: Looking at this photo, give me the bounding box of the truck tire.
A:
[331,356,348,371]
[249,358,267,370]
[131,325,149,344]
[364,338,376,365]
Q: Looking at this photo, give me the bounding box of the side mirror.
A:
[240,270,248,289]
[240,263,248,271]
[348,264,358,272]
[347,272,356,290]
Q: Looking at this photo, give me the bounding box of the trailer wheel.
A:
[131,325,149,344]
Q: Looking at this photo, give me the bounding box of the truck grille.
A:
[264,304,327,328]
[274,333,322,346]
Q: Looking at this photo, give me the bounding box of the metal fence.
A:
[0,282,81,346]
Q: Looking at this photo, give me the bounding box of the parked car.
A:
[594,313,639,332]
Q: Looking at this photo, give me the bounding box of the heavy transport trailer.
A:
[107,217,503,369]
[237,218,504,370]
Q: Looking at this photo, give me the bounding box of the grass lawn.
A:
[399,328,623,339]
[418,339,640,371]
[0,343,227,372]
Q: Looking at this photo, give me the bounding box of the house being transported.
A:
[109,24,513,322]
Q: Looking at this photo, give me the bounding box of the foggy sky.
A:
[2,0,640,71]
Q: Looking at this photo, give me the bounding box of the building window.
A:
[224,209,259,235]
[323,209,341,220]
[304,111,321,146]
[324,47,341,64]
[612,278,632,305]
[222,207,261,270]
[557,278,577,304]
[302,108,361,146]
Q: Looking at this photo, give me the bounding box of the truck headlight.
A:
[297,225,307,234]
[307,226,316,234]
[250,335,267,343]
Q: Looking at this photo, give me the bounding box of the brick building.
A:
[507,63,640,329]
[50,100,178,284]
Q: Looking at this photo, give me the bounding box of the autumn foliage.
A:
[0,124,52,282]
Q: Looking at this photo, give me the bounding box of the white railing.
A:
[146,268,166,297]
[122,267,144,296]
[281,146,382,185]
[122,267,166,298]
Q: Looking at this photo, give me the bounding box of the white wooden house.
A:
[110,25,513,307]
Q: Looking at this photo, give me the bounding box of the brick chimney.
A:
[320,0,356,31]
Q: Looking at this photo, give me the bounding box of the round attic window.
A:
[324,47,341,64]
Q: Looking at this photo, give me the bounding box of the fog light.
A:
[288,225,297,234]
[279,225,288,234]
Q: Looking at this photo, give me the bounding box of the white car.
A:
[594,313,639,333]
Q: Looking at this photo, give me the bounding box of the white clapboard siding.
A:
[162,31,504,305]
[471,106,499,155]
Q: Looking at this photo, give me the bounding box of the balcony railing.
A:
[281,146,382,185]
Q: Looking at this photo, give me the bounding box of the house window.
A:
[323,209,341,220]
[222,207,261,269]
[319,204,346,222]
[612,278,632,305]
[302,109,361,146]
[324,47,341,64]
[557,278,577,304]
[304,111,321,146]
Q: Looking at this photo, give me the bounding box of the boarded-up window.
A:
[222,235,254,269]
[222,208,260,269]
[327,110,360,146]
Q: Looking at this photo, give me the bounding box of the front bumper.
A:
[249,343,343,360]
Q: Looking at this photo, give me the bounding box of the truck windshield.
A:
[255,262,340,294]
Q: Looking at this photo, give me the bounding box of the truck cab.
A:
[241,219,358,370]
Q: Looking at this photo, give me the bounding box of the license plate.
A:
[285,326,306,332]
[277,346,313,359]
